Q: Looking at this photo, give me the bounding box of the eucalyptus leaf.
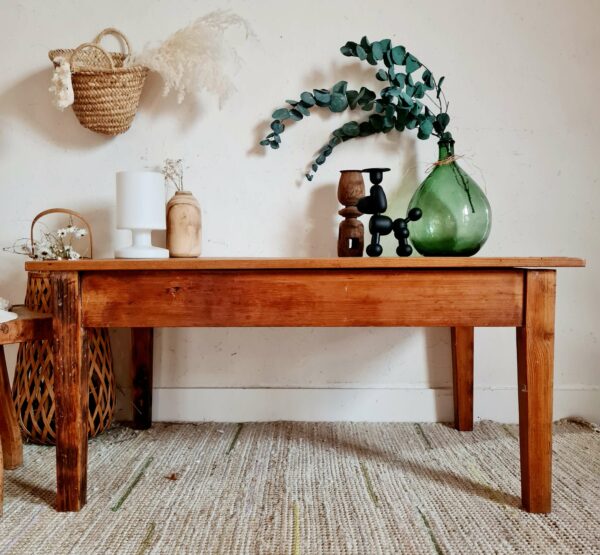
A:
[360,36,370,49]
[405,117,418,130]
[346,90,360,109]
[436,76,445,98]
[413,83,425,98]
[270,142,280,149]
[379,39,391,51]
[340,41,357,57]
[371,41,383,60]
[341,121,360,137]
[271,121,285,133]
[289,109,304,121]
[391,45,406,64]
[272,108,290,120]
[260,139,270,146]
[316,154,326,165]
[286,100,298,106]
[312,163,318,171]
[329,92,349,112]
[314,90,331,107]
[369,114,384,132]
[296,104,310,117]
[376,69,388,81]
[436,112,450,132]
[332,81,348,95]
[422,69,434,89]
[355,45,367,60]
[359,121,375,136]
[405,53,421,73]
[383,51,393,68]
[300,91,315,106]
[323,146,333,156]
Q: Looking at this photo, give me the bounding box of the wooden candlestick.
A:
[337,170,365,257]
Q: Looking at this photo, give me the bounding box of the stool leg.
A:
[0,346,23,469]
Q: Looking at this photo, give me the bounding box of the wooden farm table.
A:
[24,257,585,513]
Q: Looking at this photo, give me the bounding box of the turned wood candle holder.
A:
[337,170,365,257]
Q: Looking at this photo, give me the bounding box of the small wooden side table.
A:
[24,257,585,513]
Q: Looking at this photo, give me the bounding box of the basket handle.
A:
[30,208,93,259]
[93,28,131,58]
[70,42,115,70]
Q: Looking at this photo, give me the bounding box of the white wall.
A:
[1,0,598,423]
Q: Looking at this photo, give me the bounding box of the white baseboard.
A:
[131,386,600,424]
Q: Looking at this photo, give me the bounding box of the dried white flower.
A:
[49,56,74,110]
[163,159,184,191]
[127,10,252,104]
[56,228,68,238]
[75,229,87,238]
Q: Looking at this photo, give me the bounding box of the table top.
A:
[25,256,586,272]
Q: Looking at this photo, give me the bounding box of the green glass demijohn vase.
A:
[408,136,491,256]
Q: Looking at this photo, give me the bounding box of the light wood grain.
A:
[0,306,53,345]
[516,270,556,513]
[80,269,525,328]
[51,272,88,512]
[451,327,474,432]
[0,347,22,470]
[25,256,585,272]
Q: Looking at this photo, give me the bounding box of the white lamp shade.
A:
[116,171,166,230]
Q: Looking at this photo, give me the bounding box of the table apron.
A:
[80,269,525,328]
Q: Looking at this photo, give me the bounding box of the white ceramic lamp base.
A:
[115,229,169,259]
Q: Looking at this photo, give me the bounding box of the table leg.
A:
[131,328,154,430]
[51,272,88,512]
[516,270,556,513]
[451,327,474,431]
[0,346,23,469]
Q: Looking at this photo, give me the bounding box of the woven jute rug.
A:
[0,421,598,554]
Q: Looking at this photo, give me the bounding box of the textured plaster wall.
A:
[0,0,598,422]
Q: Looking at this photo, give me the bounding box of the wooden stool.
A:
[0,307,52,514]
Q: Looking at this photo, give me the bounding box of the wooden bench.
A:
[0,306,52,514]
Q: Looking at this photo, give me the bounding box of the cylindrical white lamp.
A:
[115,171,169,259]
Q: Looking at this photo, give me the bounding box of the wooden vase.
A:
[12,272,115,445]
[338,170,365,257]
[166,191,202,258]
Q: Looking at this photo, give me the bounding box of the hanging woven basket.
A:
[12,209,115,445]
[49,28,148,136]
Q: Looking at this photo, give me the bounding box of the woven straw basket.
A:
[49,28,148,136]
[12,209,115,445]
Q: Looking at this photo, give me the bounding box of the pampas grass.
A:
[127,11,251,104]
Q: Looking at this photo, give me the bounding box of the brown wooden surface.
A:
[0,306,53,345]
[516,270,556,513]
[25,256,585,272]
[80,269,525,328]
[451,327,474,432]
[0,432,3,515]
[131,328,153,430]
[0,347,23,469]
[51,272,88,512]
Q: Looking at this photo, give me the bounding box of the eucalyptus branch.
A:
[260,36,453,179]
